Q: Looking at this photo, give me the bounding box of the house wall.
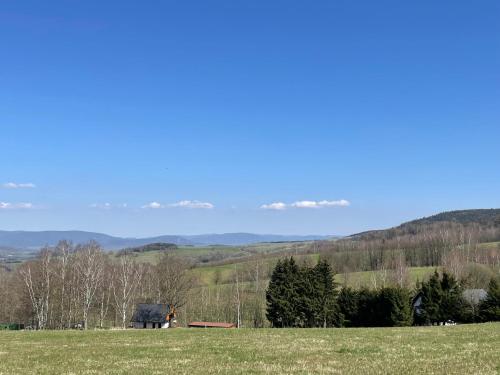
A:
[133,322,169,329]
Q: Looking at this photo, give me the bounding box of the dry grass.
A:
[0,323,499,374]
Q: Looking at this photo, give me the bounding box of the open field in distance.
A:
[0,323,498,374]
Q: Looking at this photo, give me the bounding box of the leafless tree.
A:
[112,255,143,328]
[233,266,241,328]
[155,253,193,308]
[19,248,53,329]
[390,246,409,288]
[54,240,73,328]
[74,242,104,329]
[97,257,113,328]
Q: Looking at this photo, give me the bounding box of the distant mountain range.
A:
[4,209,498,253]
[0,231,333,251]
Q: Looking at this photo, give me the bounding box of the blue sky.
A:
[1,1,499,237]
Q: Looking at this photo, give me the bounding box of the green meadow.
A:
[0,323,498,374]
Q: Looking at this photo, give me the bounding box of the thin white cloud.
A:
[292,199,351,208]
[318,199,350,207]
[291,200,320,208]
[261,199,350,210]
[142,201,164,209]
[90,203,127,210]
[0,202,34,209]
[260,202,287,211]
[170,200,214,209]
[2,182,36,189]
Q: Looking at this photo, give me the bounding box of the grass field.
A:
[191,261,435,289]
[121,241,312,266]
[0,324,498,374]
[335,266,436,288]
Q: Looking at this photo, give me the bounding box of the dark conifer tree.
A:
[354,288,378,327]
[310,260,340,327]
[377,287,412,327]
[266,257,301,327]
[439,271,465,323]
[479,278,500,322]
[415,270,443,325]
[337,287,358,327]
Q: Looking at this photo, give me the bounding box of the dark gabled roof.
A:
[132,304,171,323]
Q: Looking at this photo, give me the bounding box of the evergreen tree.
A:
[337,287,358,327]
[377,287,412,327]
[479,278,500,322]
[295,265,316,327]
[266,257,301,327]
[415,270,442,325]
[439,271,465,323]
[309,260,340,327]
[354,288,378,327]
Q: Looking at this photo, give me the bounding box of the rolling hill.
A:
[0,230,332,251]
[350,209,500,240]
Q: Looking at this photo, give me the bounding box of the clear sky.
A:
[1,1,499,237]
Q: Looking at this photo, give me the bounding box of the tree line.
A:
[314,223,500,290]
[266,257,500,328]
[0,241,192,329]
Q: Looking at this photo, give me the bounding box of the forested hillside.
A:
[351,209,500,241]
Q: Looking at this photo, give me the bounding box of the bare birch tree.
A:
[112,255,143,328]
[75,242,104,329]
[19,249,53,329]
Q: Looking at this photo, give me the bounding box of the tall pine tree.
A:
[415,270,442,325]
[309,260,341,327]
[439,271,465,323]
[479,277,500,322]
[266,257,301,327]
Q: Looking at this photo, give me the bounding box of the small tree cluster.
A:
[337,287,412,327]
[266,257,413,328]
[266,258,341,327]
[413,270,465,325]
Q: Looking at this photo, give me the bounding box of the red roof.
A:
[188,321,235,328]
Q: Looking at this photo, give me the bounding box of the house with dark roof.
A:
[131,304,176,329]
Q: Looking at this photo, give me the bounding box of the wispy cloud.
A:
[0,202,34,209]
[260,202,287,211]
[141,201,164,209]
[141,200,215,209]
[170,200,214,209]
[2,182,36,189]
[292,199,351,208]
[261,199,350,210]
[90,203,128,210]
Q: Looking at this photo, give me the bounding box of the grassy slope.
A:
[130,246,246,263]
[335,266,435,288]
[0,324,498,374]
[123,241,312,264]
